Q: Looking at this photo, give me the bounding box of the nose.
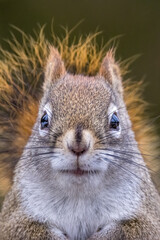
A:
[63,128,93,157]
[68,144,89,157]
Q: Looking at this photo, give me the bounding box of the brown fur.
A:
[0,27,159,196]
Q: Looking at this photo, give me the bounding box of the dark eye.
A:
[110,112,120,130]
[41,111,49,129]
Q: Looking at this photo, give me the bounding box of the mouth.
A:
[60,168,99,176]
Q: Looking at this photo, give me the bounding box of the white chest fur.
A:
[19,178,140,240]
[50,196,107,240]
[18,160,141,240]
[19,178,112,239]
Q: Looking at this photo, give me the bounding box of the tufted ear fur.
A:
[99,49,123,96]
[43,47,66,91]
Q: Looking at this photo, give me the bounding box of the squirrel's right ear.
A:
[43,47,66,91]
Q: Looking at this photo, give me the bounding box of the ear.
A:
[99,49,123,96]
[43,46,66,91]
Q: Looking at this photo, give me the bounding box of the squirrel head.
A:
[19,47,138,191]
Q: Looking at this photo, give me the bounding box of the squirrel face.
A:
[38,75,121,181]
[23,47,136,188]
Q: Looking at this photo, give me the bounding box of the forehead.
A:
[52,74,111,101]
[48,74,112,124]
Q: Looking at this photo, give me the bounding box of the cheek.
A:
[93,150,115,171]
[78,151,111,172]
[39,127,49,137]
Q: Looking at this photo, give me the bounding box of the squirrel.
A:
[0,28,160,240]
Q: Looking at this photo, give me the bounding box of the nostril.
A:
[72,148,85,156]
[68,144,89,156]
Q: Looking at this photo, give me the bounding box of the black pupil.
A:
[110,113,119,130]
[41,111,48,129]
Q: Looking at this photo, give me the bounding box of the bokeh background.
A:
[0,0,160,205]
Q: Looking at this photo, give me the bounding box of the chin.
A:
[55,169,105,193]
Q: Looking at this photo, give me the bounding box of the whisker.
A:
[96,147,158,159]
[98,152,147,170]
[100,155,145,182]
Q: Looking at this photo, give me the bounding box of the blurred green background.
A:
[0,0,160,206]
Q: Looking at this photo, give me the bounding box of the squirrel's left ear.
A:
[43,47,66,91]
[99,50,123,96]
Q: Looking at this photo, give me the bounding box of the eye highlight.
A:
[41,111,49,129]
[110,112,120,130]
